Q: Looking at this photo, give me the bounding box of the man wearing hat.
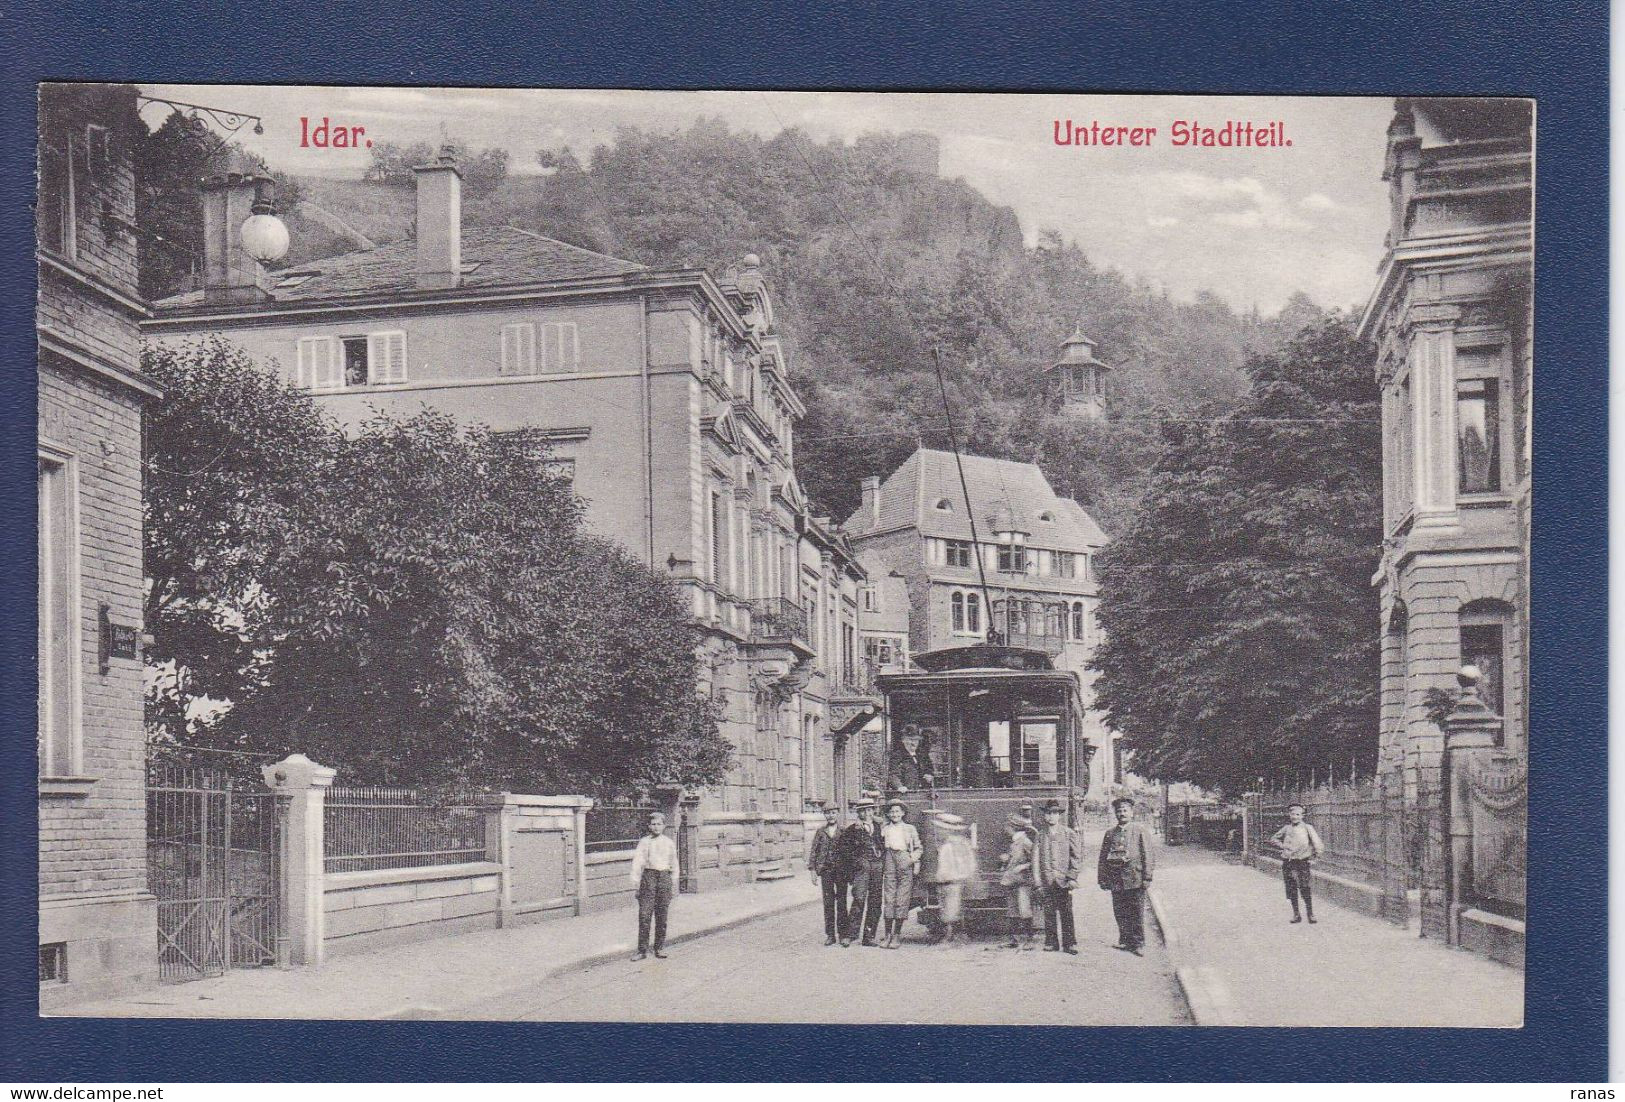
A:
[878,800,923,948]
[837,795,885,946]
[998,809,1038,949]
[807,804,847,946]
[1098,796,1156,955]
[1033,800,1083,954]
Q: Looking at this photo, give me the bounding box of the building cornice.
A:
[1357,223,1532,340]
[37,326,163,399]
[38,250,152,318]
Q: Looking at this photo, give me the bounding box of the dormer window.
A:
[1038,510,1055,523]
[933,498,954,513]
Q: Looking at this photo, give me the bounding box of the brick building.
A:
[145,154,872,823]
[36,83,160,1006]
[843,448,1119,795]
[1359,98,1532,795]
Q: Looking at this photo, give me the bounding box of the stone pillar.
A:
[1407,304,1462,529]
[1443,665,1503,946]
[261,754,336,968]
[572,799,592,916]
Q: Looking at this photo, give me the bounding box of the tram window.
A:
[1018,719,1059,782]
[988,720,1011,772]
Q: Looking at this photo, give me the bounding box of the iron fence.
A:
[585,804,657,853]
[1251,779,1389,885]
[323,786,493,873]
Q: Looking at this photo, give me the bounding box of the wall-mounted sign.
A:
[98,603,138,672]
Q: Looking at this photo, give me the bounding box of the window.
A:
[997,542,1028,574]
[1069,600,1086,642]
[39,454,79,779]
[709,491,726,585]
[865,637,897,668]
[540,322,580,372]
[296,337,340,390]
[950,590,982,635]
[39,129,76,258]
[966,592,981,634]
[1054,551,1077,579]
[945,539,973,568]
[933,497,954,513]
[39,944,67,985]
[1460,599,1513,741]
[501,322,537,375]
[342,337,368,386]
[1457,378,1501,493]
[861,586,878,613]
[298,332,404,389]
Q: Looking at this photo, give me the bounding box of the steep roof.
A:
[844,448,1107,549]
[155,224,646,310]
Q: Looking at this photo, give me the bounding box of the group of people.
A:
[627,796,1325,963]
[807,795,1157,956]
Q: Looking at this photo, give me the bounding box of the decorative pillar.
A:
[261,753,336,968]
[572,798,593,916]
[1443,665,1502,945]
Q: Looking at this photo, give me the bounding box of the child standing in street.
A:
[1270,803,1325,924]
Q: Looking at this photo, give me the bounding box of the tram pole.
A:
[932,346,1001,645]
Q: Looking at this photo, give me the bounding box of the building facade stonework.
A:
[1360,98,1532,801]
[147,160,870,824]
[36,83,161,1007]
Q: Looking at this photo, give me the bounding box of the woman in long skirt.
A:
[879,801,922,948]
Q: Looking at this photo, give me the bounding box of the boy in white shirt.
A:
[1269,803,1324,924]
[630,811,680,958]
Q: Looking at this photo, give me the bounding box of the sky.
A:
[141,86,1397,314]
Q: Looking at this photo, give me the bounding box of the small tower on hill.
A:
[1044,327,1111,421]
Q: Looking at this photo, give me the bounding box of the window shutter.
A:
[501,322,535,375]
[297,337,339,390]
[369,331,407,383]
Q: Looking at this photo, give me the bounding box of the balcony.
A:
[748,599,811,649]
[1001,630,1066,657]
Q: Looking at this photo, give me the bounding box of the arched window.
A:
[1070,600,1086,641]
[951,590,966,633]
[966,592,981,634]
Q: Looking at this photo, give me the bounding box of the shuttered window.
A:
[501,322,537,375]
[296,336,341,390]
[368,331,407,383]
[540,322,580,372]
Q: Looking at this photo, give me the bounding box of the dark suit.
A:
[836,820,884,942]
[808,824,847,939]
[1098,821,1155,950]
[1034,821,1084,950]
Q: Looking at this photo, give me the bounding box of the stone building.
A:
[843,448,1119,795]
[36,83,160,1006]
[1359,98,1532,795]
[146,153,871,825]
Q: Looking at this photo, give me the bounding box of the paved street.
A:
[463,893,1188,1025]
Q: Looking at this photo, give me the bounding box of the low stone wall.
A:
[324,862,502,957]
[583,850,639,913]
[1250,854,1386,921]
[1459,907,1526,968]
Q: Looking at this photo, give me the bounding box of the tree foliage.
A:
[365,139,509,197]
[142,337,728,795]
[1089,316,1382,793]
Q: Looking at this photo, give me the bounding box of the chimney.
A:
[413,146,462,289]
[200,171,273,304]
[861,476,881,524]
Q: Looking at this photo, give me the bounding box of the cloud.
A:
[1300,191,1340,212]
[1140,170,1311,232]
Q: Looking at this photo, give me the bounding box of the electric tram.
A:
[875,642,1094,933]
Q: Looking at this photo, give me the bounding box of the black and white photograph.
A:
[36,86,1530,1028]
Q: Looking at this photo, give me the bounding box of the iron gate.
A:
[147,761,283,982]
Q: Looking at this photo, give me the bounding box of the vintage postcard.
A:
[37,85,1529,1028]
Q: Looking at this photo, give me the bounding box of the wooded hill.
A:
[283,122,1328,531]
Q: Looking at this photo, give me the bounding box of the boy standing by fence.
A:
[1270,803,1324,924]
[630,811,680,959]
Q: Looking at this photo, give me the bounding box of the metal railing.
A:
[1249,780,1389,886]
[748,598,809,644]
[323,786,493,873]
[585,804,657,854]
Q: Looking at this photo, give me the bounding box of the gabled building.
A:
[1359,98,1532,792]
[146,152,871,828]
[36,83,160,1006]
[843,448,1119,794]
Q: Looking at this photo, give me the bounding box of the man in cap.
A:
[1033,800,1083,954]
[628,810,679,960]
[836,795,885,946]
[807,804,847,946]
[1098,796,1156,955]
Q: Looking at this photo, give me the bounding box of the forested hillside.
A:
[287,122,1327,530]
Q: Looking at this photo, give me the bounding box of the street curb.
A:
[1147,885,1239,1025]
[424,890,821,1020]
[1146,885,1182,957]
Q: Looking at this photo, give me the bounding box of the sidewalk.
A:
[1148,844,1523,1027]
[57,877,819,1020]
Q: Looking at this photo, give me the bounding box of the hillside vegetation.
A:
[288,121,1327,531]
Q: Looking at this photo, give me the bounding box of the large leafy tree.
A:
[1090,315,1382,793]
[143,338,729,794]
